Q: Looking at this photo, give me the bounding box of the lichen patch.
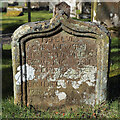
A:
[55,90,67,101]
[15,64,35,85]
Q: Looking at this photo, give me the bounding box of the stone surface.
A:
[91,2,120,27]
[49,0,76,17]
[12,2,110,110]
[6,6,23,16]
[54,2,70,17]
[60,0,76,17]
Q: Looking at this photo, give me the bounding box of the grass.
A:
[2,97,120,118]
[1,10,120,119]
[109,37,120,76]
[1,11,53,34]
[76,9,81,14]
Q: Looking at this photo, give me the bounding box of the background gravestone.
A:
[12,2,110,110]
[6,6,23,16]
[54,2,70,17]
[91,2,120,28]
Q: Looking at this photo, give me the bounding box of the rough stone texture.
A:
[54,2,70,17]
[12,2,110,110]
[60,0,76,17]
[7,7,23,12]
[92,2,120,27]
[49,0,76,17]
[6,6,23,16]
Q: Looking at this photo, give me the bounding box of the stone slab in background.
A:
[6,6,23,17]
[54,2,70,17]
[92,2,120,28]
[11,2,110,111]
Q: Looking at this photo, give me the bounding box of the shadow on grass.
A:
[2,20,24,34]
[2,66,13,99]
[110,51,120,69]
[2,49,13,99]
[107,74,120,101]
[2,49,11,59]
[2,19,23,21]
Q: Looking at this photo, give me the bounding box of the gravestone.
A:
[54,2,70,17]
[60,0,76,17]
[91,2,120,27]
[6,6,23,16]
[12,2,110,110]
[50,0,76,17]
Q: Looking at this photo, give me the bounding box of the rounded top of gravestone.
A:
[54,2,70,17]
[12,1,110,45]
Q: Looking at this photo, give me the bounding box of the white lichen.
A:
[71,65,97,89]
[55,90,67,101]
[57,80,66,89]
[15,64,35,85]
[38,64,97,89]
[63,68,81,79]
[71,81,80,89]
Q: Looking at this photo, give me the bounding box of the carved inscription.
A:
[25,31,97,107]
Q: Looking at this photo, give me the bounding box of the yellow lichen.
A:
[5,11,23,17]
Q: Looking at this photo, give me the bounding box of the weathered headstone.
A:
[12,2,110,110]
[91,2,120,27]
[54,2,70,17]
[60,0,76,17]
[6,6,23,16]
[51,0,76,17]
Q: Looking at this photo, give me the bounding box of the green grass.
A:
[109,37,120,75]
[2,44,11,50]
[2,97,38,118]
[1,10,120,119]
[76,9,81,14]
[1,11,53,34]
[2,97,120,118]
